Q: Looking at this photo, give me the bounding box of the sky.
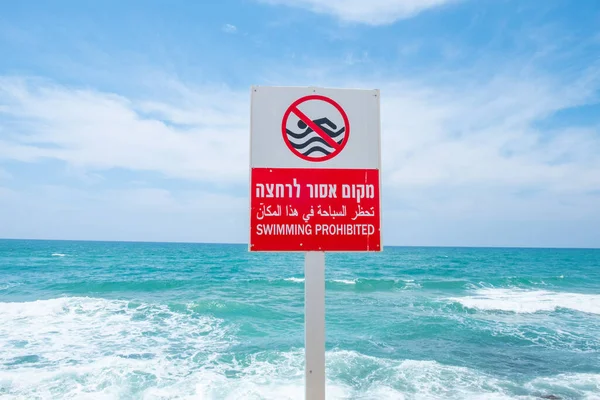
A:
[0,0,599,248]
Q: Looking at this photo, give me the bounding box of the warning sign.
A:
[281,95,350,162]
[250,168,380,251]
[249,86,381,252]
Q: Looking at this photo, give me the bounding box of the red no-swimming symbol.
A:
[281,95,350,162]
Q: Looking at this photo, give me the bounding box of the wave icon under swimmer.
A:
[286,117,345,157]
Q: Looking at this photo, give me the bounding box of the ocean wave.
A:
[0,297,234,375]
[283,277,305,283]
[421,276,576,292]
[0,282,21,291]
[450,288,600,314]
[1,302,597,400]
[332,279,356,285]
[478,320,600,354]
[331,278,421,291]
[491,275,579,288]
[47,279,195,293]
[525,373,600,399]
[51,253,66,257]
[421,279,472,290]
[189,351,599,400]
[277,277,421,291]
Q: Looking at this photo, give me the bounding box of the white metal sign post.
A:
[249,86,382,399]
[305,251,326,399]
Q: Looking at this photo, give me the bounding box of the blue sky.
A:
[0,0,599,247]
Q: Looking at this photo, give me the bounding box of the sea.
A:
[0,239,599,400]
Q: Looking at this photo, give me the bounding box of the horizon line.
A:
[0,237,598,251]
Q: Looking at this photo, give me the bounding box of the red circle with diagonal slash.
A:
[281,95,350,162]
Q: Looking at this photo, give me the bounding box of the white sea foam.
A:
[451,288,600,314]
[51,253,66,257]
[477,318,600,353]
[332,279,356,285]
[330,278,420,288]
[1,297,598,399]
[401,279,422,289]
[0,297,233,399]
[526,373,600,400]
[284,277,304,283]
[142,350,519,399]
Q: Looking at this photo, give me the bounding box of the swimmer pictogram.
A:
[281,95,350,162]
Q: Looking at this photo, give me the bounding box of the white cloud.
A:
[370,68,600,247]
[0,77,249,184]
[377,74,600,194]
[222,24,237,34]
[259,0,457,25]
[0,185,247,243]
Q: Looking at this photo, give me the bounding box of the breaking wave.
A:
[450,288,600,315]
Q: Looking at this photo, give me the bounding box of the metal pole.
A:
[305,251,326,400]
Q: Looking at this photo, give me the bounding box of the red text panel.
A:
[250,168,381,252]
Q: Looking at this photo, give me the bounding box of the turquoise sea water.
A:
[0,239,599,399]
